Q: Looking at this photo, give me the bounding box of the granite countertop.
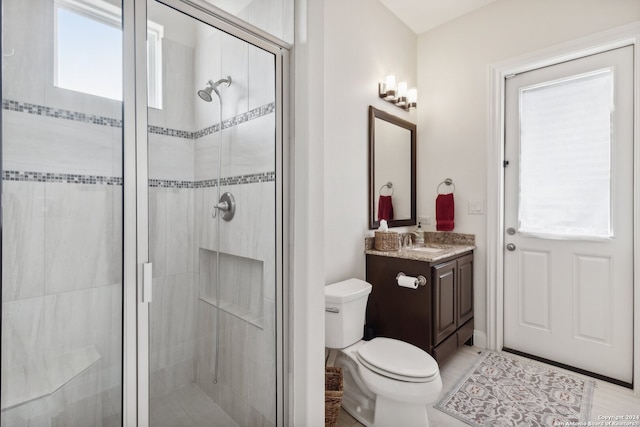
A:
[365,231,476,263]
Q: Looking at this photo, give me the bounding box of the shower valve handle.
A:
[214,201,230,212]
[211,192,236,221]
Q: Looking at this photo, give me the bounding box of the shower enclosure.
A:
[1,0,288,425]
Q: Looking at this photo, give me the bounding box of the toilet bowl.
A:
[325,279,442,427]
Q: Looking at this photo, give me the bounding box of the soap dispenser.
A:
[412,222,425,245]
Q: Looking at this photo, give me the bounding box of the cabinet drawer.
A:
[432,331,458,362]
[457,318,474,347]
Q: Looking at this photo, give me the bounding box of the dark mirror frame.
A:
[368,105,417,229]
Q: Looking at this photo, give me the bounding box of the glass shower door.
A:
[1,0,124,425]
[145,1,281,425]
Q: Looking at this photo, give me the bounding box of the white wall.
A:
[416,0,640,343]
[292,0,326,423]
[324,0,417,285]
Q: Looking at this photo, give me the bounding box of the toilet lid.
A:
[356,337,439,383]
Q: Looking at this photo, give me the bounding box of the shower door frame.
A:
[123,0,291,425]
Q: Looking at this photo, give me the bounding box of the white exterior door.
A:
[503,46,634,384]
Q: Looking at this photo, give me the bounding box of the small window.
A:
[518,69,613,239]
[54,0,163,108]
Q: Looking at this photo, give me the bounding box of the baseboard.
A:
[473,330,487,349]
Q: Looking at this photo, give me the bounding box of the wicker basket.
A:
[325,367,344,427]
[374,230,399,251]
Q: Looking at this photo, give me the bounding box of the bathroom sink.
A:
[411,247,444,253]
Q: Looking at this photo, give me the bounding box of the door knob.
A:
[506,227,516,235]
[506,243,516,251]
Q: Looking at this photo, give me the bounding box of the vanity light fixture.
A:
[379,75,417,110]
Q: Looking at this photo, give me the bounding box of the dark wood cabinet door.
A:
[432,260,457,345]
[366,255,432,353]
[457,254,474,326]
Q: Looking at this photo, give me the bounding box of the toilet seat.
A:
[356,337,439,383]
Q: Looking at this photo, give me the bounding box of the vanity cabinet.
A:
[365,251,473,363]
[431,253,474,361]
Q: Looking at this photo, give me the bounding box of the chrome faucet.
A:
[411,222,425,245]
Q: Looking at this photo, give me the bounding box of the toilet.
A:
[325,278,442,427]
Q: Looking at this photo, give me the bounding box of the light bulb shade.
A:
[384,75,396,100]
[407,88,417,103]
[397,82,407,97]
[396,82,408,106]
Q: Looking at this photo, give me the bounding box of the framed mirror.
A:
[369,105,416,229]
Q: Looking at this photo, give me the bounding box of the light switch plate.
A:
[468,200,484,215]
[418,215,432,225]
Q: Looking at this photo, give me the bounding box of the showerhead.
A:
[197,86,213,102]
[197,76,232,102]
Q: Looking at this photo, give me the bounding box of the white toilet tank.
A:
[325,278,372,349]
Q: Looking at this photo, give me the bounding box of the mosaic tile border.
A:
[2,99,123,128]
[2,170,123,185]
[3,170,276,188]
[2,99,275,140]
[150,171,276,188]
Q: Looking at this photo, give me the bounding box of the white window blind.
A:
[518,69,613,239]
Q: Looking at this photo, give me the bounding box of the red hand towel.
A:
[377,195,394,221]
[436,193,454,231]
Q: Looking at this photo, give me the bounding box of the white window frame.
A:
[54,0,163,109]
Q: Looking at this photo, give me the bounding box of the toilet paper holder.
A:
[396,272,427,287]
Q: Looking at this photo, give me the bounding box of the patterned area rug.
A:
[435,351,595,427]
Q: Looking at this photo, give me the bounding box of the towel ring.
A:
[379,182,394,196]
[437,178,455,195]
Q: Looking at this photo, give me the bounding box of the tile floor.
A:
[336,345,640,427]
[149,384,239,427]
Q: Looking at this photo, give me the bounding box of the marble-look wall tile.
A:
[221,114,275,179]
[166,189,195,276]
[217,182,276,301]
[195,300,216,390]
[149,188,195,277]
[1,297,46,369]
[194,133,221,182]
[149,187,195,279]
[44,183,121,294]
[2,0,50,107]
[194,28,222,132]
[148,39,195,133]
[43,286,115,364]
[1,394,54,427]
[248,37,276,111]
[221,33,249,121]
[148,134,194,182]
[3,111,122,177]
[1,181,46,301]
[149,269,197,397]
[218,382,250,426]
[195,299,275,425]
[149,358,194,400]
[247,299,276,423]
[199,250,264,324]
[149,188,168,280]
[193,186,218,252]
[149,272,196,374]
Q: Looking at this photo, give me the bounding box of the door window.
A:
[518,69,613,239]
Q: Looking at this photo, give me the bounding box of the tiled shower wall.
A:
[1,1,123,425]
[2,1,277,426]
[149,21,277,424]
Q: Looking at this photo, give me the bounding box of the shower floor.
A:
[150,384,239,427]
